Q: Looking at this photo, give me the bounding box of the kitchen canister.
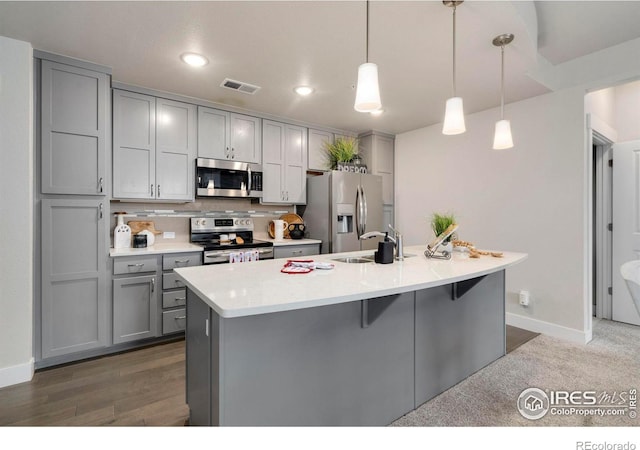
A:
[114,212,131,249]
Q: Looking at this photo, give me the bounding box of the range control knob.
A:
[200,219,206,227]
[235,219,240,226]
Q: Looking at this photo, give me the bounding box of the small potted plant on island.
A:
[431,212,457,253]
[324,136,364,172]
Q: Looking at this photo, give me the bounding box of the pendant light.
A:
[354,0,382,112]
[492,33,515,150]
[442,1,465,135]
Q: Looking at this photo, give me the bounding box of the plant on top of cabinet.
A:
[324,136,359,170]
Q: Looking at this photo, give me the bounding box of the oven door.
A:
[196,158,263,198]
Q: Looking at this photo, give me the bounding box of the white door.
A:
[612,140,640,325]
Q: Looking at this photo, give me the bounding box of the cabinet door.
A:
[230,113,261,163]
[376,135,395,205]
[261,120,285,203]
[273,244,319,259]
[197,106,229,159]
[308,129,332,171]
[41,199,108,359]
[156,98,197,201]
[113,90,156,199]
[41,60,109,195]
[113,274,158,344]
[285,124,308,204]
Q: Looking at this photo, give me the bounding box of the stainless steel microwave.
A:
[196,158,263,198]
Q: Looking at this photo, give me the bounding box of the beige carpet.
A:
[391,319,640,426]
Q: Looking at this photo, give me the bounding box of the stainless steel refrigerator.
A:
[303,171,384,254]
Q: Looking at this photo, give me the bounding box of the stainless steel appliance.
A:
[303,171,383,253]
[190,214,274,264]
[196,157,263,198]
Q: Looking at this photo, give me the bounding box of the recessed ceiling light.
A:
[370,109,384,116]
[294,86,314,96]
[180,53,209,67]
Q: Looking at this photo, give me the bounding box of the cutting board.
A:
[127,220,162,235]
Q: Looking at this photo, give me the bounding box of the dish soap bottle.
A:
[114,212,131,249]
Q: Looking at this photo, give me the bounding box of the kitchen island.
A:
[174,245,527,426]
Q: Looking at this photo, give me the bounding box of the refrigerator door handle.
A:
[361,184,368,234]
[355,185,362,238]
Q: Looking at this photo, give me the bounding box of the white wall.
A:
[614,80,640,142]
[585,87,616,131]
[396,87,589,342]
[0,36,34,387]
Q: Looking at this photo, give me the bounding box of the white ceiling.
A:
[1,1,640,135]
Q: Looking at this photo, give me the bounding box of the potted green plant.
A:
[324,136,359,170]
[431,212,457,251]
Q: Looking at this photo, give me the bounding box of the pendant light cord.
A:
[452,4,457,97]
[500,44,505,119]
[366,0,369,63]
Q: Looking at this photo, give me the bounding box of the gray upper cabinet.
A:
[198,106,261,164]
[307,129,333,171]
[41,198,108,359]
[113,90,196,201]
[262,120,307,204]
[41,60,109,195]
[358,132,395,205]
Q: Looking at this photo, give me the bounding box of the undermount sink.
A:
[332,257,373,264]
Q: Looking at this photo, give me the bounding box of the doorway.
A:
[592,131,613,320]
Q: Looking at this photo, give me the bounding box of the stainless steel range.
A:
[190,215,274,264]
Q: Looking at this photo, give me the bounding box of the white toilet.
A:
[620,260,640,315]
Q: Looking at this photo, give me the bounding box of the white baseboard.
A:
[0,358,34,389]
[506,313,592,344]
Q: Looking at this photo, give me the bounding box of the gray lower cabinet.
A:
[113,273,158,344]
[414,270,506,407]
[112,254,160,344]
[41,199,108,359]
[161,252,201,335]
[40,59,110,196]
[273,243,320,259]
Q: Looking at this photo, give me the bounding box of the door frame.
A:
[592,130,614,319]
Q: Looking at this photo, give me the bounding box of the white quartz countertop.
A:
[110,242,203,257]
[174,245,527,318]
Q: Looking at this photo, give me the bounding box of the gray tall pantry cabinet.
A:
[37,54,111,363]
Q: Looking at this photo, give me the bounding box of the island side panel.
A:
[217,293,416,426]
[414,270,506,407]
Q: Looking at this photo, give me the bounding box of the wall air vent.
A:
[220,78,261,95]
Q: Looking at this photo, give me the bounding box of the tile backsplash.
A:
[109,198,295,247]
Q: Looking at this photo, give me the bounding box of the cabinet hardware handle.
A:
[175,297,186,302]
[174,316,186,320]
[205,318,209,337]
[157,185,160,197]
[226,147,230,158]
[99,203,103,219]
[175,259,190,265]
[231,148,235,159]
[98,177,103,193]
[151,184,154,197]
[292,250,303,255]
[151,277,155,293]
[128,263,144,267]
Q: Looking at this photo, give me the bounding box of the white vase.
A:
[439,241,453,254]
[114,214,131,249]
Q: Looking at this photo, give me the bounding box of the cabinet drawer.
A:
[163,289,186,309]
[162,252,202,270]
[274,244,320,260]
[113,255,159,275]
[163,272,187,290]
[163,308,186,334]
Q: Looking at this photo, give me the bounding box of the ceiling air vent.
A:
[220,78,261,95]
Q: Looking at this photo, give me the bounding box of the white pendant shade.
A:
[354,62,382,113]
[493,119,514,150]
[442,97,466,135]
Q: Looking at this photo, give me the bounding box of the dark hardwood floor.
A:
[0,326,539,426]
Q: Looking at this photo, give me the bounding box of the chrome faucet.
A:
[359,224,404,261]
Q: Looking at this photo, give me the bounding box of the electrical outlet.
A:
[519,290,530,307]
[163,231,175,239]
